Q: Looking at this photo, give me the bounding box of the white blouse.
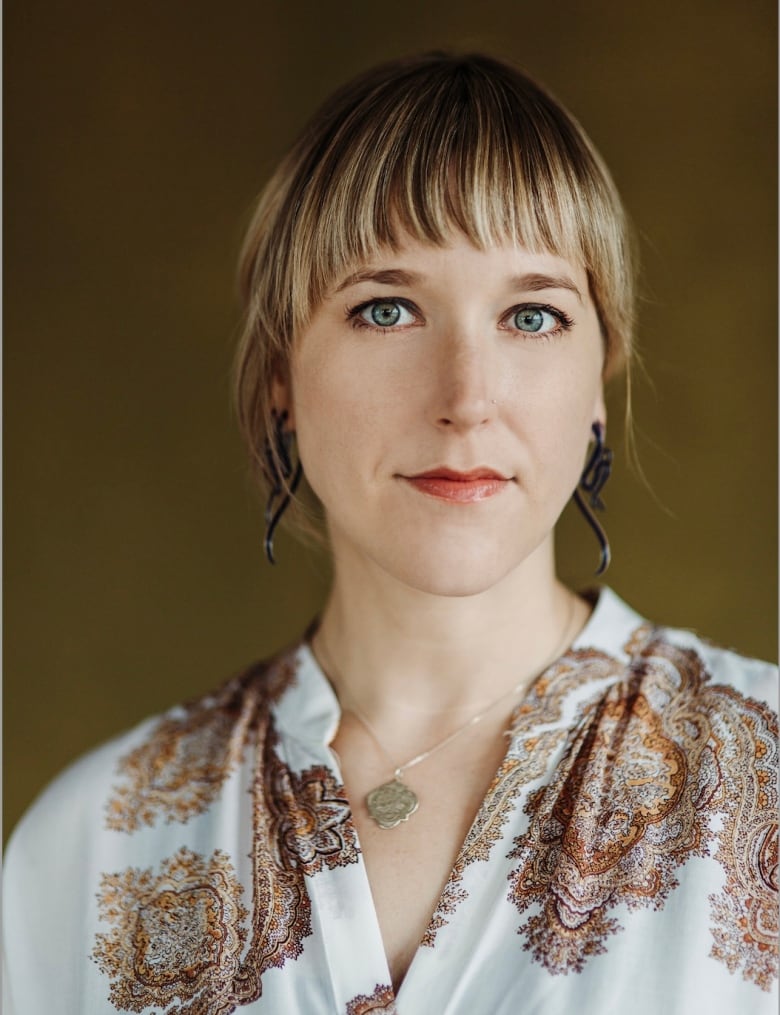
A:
[4,589,778,1014]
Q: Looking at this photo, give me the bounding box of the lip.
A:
[410,467,509,482]
[402,466,512,503]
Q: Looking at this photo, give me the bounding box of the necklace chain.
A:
[317,595,578,782]
[351,676,526,779]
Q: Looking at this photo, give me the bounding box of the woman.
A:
[3,52,777,1015]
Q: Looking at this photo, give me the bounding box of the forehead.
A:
[329,233,590,301]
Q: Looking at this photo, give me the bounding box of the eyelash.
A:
[346,297,419,333]
[345,298,575,339]
[505,303,574,341]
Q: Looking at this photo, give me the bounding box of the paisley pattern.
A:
[707,685,779,991]
[105,659,296,833]
[93,656,360,1013]
[93,848,248,1014]
[267,757,359,876]
[345,984,397,1014]
[5,583,777,1015]
[84,622,778,1012]
[507,636,778,989]
[423,648,625,944]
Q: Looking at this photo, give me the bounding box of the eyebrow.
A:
[332,267,584,303]
[333,268,421,293]
[509,273,584,304]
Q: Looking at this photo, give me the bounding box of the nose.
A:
[431,334,498,431]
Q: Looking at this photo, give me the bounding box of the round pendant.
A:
[366,778,419,829]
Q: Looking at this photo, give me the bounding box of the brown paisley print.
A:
[105,658,297,833]
[267,757,360,876]
[94,656,360,1013]
[345,983,397,1014]
[507,636,779,990]
[707,685,778,991]
[93,847,248,1013]
[423,648,625,944]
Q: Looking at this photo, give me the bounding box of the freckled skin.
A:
[283,233,606,599]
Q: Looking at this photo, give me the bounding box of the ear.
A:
[270,371,295,430]
[592,383,607,435]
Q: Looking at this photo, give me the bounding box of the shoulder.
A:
[588,587,777,712]
[6,716,157,873]
[3,649,305,1014]
[639,616,777,715]
[572,589,778,993]
[580,588,778,791]
[5,649,300,862]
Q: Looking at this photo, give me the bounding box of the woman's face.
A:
[283,232,606,596]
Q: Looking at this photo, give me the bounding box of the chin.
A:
[373,530,544,599]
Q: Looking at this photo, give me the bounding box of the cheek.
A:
[292,339,420,454]
[291,362,384,501]
[506,367,600,492]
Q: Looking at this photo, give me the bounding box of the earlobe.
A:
[592,388,607,436]
[270,374,295,430]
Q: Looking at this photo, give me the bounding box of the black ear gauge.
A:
[573,422,613,575]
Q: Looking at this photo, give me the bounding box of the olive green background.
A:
[5,0,777,844]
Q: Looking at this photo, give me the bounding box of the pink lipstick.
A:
[403,467,510,503]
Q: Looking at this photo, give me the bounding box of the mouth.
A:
[401,467,512,503]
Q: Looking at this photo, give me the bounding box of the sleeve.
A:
[2,727,155,1014]
[699,643,779,994]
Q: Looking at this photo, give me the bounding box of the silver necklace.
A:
[317,599,577,830]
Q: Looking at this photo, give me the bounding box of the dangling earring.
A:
[262,409,303,565]
[573,421,613,576]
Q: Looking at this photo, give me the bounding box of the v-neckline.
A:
[275,587,639,1005]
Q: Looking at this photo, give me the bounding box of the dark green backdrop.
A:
[5,0,777,844]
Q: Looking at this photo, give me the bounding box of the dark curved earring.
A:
[262,409,303,565]
[573,422,613,576]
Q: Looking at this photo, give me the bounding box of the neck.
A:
[310,536,589,729]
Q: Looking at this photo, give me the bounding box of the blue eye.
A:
[513,307,559,333]
[359,301,415,328]
[371,303,400,326]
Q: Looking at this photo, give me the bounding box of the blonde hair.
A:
[235,52,637,543]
